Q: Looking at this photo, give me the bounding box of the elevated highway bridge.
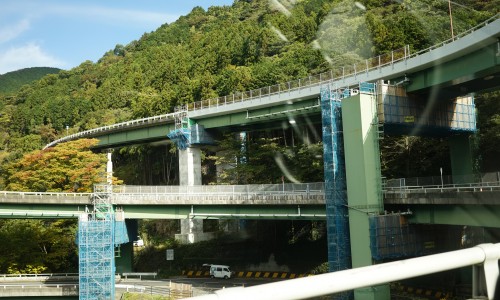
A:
[44,15,500,150]
[2,175,499,227]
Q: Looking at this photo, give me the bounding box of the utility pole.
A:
[448,0,454,39]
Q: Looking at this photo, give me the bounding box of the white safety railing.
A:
[2,174,499,205]
[384,171,500,194]
[186,243,500,300]
[0,273,78,280]
[97,182,324,196]
[0,191,91,198]
[43,111,180,149]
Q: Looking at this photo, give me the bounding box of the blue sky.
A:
[0,0,234,74]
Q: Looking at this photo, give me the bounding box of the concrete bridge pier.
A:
[342,92,389,300]
[179,147,202,186]
[176,147,215,243]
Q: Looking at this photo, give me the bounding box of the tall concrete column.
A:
[449,134,474,184]
[176,147,211,243]
[179,147,202,186]
[342,93,389,300]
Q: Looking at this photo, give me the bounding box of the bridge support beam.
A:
[176,147,215,243]
[449,134,474,183]
[179,147,202,186]
[342,92,388,300]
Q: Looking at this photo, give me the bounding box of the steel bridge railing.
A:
[2,173,500,205]
[97,182,325,195]
[384,172,500,194]
[0,273,78,281]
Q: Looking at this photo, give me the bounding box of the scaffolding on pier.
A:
[369,213,422,260]
[377,82,476,135]
[78,185,129,300]
[320,85,351,284]
[168,105,214,150]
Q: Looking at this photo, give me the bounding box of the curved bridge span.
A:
[43,15,500,150]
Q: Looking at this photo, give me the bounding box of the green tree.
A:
[0,219,78,273]
[475,91,500,171]
[2,139,117,192]
[208,130,324,184]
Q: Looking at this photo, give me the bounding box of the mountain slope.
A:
[0,67,61,96]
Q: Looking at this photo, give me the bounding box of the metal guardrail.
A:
[0,191,91,198]
[43,112,179,149]
[122,272,157,280]
[0,273,78,280]
[97,182,325,196]
[42,14,499,149]
[384,172,500,188]
[383,172,500,194]
[1,174,499,205]
[383,184,500,197]
[0,283,78,288]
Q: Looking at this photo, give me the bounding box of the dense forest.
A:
[0,0,498,274]
[0,67,61,96]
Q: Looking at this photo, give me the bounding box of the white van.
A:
[209,264,232,279]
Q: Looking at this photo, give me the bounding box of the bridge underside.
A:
[120,204,327,220]
[4,199,500,227]
[405,43,500,99]
[95,122,176,150]
[385,204,500,228]
[0,204,326,220]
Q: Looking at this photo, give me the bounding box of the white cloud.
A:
[0,19,31,44]
[0,43,67,74]
[42,4,178,27]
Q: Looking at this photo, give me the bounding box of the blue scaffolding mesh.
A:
[78,189,130,300]
[380,84,476,134]
[167,128,191,150]
[190,124,215,145]
[321,85,352,299]
[115,219,129,245]
[78,211,115,299]
[168,123,214,150]
[369,214,423,260]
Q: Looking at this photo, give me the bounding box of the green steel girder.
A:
[90,98,321,150]
[0,203,326,220]
[406,43,500,98]
[0,204,88,219]
[121,204,326,220]
[95,123,176,149]
[386,204,500,228]
[4,202,500,227]
[88,43,499,150]
[195,98,321,130]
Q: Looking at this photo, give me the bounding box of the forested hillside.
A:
[0,0,498,275]
[0,67,61,96]
[0,0,497,187]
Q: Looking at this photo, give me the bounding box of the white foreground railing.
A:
[187,243,500,300]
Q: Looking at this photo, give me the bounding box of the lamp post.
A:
[66,125,69,135]
[440,167,444,188]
